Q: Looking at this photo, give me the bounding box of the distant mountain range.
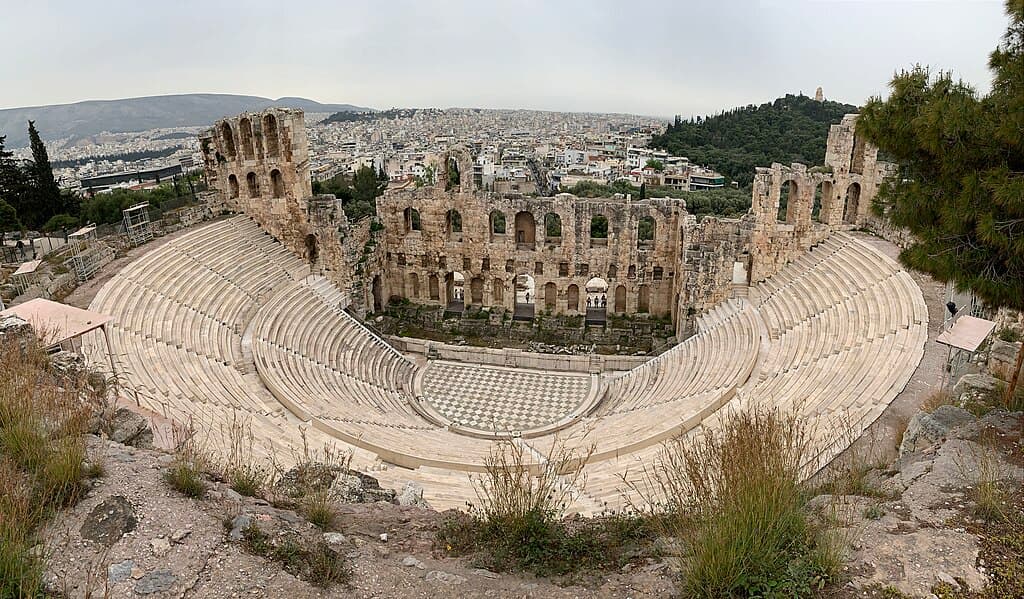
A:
[0,94,370,148]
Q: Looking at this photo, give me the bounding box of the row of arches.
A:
[387,271,656,315]
[219,113,282,162]
[777,179,862,225]
[227,169,285,200]
[402,207,658,248]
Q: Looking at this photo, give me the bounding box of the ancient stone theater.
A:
[83,108,927,511]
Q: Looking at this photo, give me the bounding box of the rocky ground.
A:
[41,431,674,598]
[36,396,1021,598]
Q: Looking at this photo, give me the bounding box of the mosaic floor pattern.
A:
[420,361,592,432]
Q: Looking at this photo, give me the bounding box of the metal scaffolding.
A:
[122,202,153,247]
[67,225,113,283]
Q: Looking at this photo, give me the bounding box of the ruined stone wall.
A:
[200,108,316,260]
[747,114,891,282]
[676,215,750,336]
[201,108,366,307]
[374,186,686,319]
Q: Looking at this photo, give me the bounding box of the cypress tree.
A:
[857,0,1024,401]
[26,120,63,227]
[0,135,30,220]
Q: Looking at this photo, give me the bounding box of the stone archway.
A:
[844,182,862,224]
[514,273,536,320]
[445,271,465,311]
[584,277,609,323]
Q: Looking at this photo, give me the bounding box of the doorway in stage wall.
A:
[584,277,609,325]
[514,273,536,321]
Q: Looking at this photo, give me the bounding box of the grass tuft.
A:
[437,439,657,578]
[631,406,843,598]
[0,335,101,596]
[238,522,349,587]
[163,427,209,499]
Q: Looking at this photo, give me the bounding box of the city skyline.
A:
[1,0,1009,117]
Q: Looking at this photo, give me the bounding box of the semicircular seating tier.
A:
[83,217,927,513]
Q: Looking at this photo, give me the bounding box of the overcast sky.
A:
[1,0,1010,117]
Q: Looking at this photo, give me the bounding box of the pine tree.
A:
[26,120,63,228]
[857,0,1024,402]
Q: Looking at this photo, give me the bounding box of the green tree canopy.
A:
[857,0,1024,398]
[651,94,857,188]
[0,198,22,234]
[26,120,67,227]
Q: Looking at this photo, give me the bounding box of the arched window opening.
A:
[490,210,506,236]
[304,234,318,264]
[270,169,284,198]
[263,114,280,158]
[404,207,421,232]
[239,117,255,160]
[544,212,562,243]
[607,264,618,279]
[246,172,259,198]
[637,216,655,248]
[408,273,420,299]
[514,211,535,248]
[220,122,236,159]
[371,275,383,313]
[228,174,239,199]
[814,181,832,223]
[780,179,797,223]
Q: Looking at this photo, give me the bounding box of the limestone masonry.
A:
[201,109,891,335]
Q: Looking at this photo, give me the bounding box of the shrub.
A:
[997,327,1022,343]
[633,407,842,598]
[164,429,209,499]
[239,523,349,587]
[437,439,655,577]
[0,337,99,596]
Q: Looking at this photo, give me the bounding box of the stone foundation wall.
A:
[390,335,649,373]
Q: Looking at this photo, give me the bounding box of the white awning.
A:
[936,315,996,353]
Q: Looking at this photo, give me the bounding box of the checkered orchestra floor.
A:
[420,361,593,432]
